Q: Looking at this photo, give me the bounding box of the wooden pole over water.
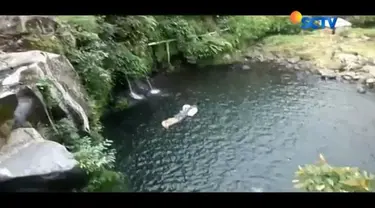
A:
[146,28,230,66]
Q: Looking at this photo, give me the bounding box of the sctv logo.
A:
[290,11,338,30]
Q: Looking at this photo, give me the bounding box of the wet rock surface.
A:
[0,128,86,192]
[0,16,59,52]
[0,50,90,133]
[0,50,90,191]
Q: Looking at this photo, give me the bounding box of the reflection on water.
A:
[103,63,375,192]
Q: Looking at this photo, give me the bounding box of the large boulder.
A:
[0,128,87,191]
[318,69,337,80]
[0,50,91,191]
[0,50,90,133]
[0,16,59,52]
[0,16,57,35]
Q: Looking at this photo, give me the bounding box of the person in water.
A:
[161,104,198,129]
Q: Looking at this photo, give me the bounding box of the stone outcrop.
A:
[0,50,90,133]
[0,128,86,191]
[0,16,59,52]
[0,50,90,191]
[0,16,57,35]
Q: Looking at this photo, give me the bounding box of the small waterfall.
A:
[125,74,145,100]
[146,78,161,94]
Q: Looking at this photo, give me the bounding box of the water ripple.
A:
[104,66,375,192]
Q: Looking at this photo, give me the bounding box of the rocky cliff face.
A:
[0,16,59,52]
[0,49,90,191]
[0,128,87,191]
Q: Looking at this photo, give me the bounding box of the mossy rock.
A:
[23,35,65,54]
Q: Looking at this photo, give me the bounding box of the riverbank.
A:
[224,27,375,89]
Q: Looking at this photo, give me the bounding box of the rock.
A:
[362,65,375,77]
[0,128,87,191]
[244,50,261,60]
[358,65,370,73]
[285,63,294,70]
[345,62,364,71]
[0,86,57,138]
[294,64,301,71]
[352,75,361,80]
[325,60,344,71]
[133,79,151,95]
[341,74,353,81]
[281,74,292,80]
[223,54,231,62]
[309,68,320,74]
[335,53,364,71]
[361,35,371,41]
[366,78,375,84]
[0,16,60,52]
[294,61,316,73]
[287,56,300,64]
[340,71,357,81]
[365,58,375,66]
[357,85,366,94]
[0,16,58,36]
[366,78,375,88]
[0,50,91,191]
[0,51,90,132]
[336,53,358,63]
[319,69,337,80]
[242,65,251,70]
[335,27,351,36]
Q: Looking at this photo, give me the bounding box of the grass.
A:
[343,28,375,38]
[256,27,375,69]
[57,16,100,32]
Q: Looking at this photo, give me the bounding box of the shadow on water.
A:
[103,62,375,192]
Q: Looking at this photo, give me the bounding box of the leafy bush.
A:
[221,16,274,41]
[53,119,113,170]
[58,16,101,33]
[84,169,128,192]
[267,16,302,34]
[53,119,126,192]
[294,154,375,192]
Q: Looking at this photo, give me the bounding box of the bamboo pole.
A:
[147,28,230,65]
[147,39,175,46]
[147,28,230,46]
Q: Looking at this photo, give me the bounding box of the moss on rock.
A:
[23,35,65,54]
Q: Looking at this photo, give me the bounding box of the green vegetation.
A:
[256,17,375,70]
[294,154,375,192]
[53,118,127,192]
